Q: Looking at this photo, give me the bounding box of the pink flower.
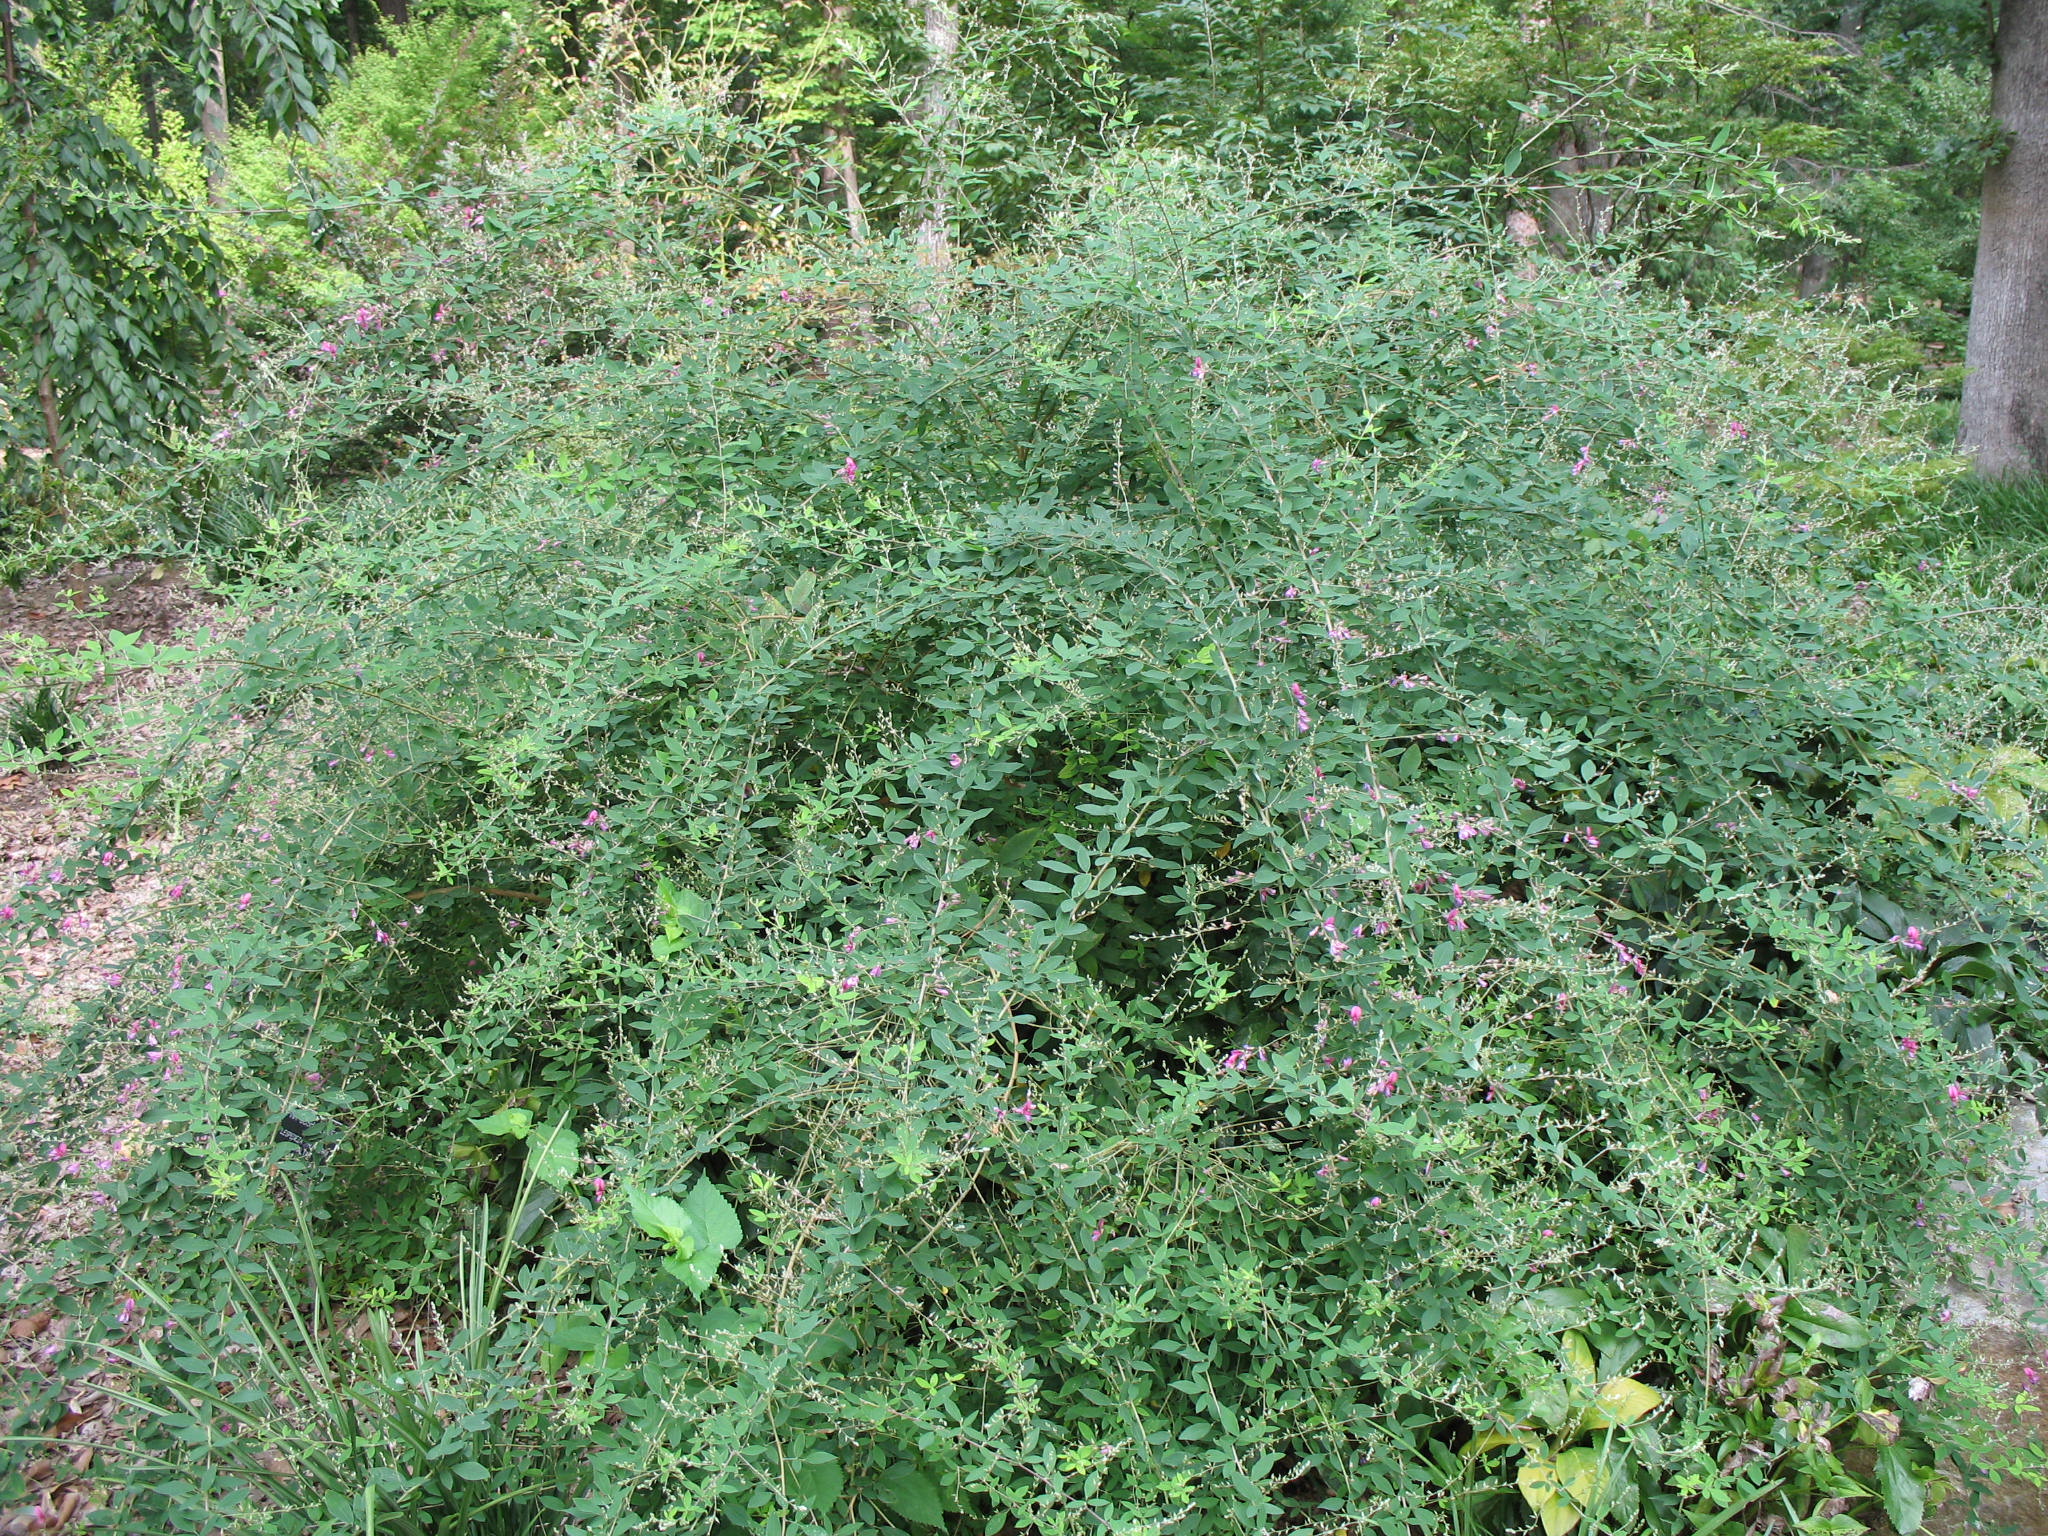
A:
[375,929,392,946]
[434,303,452,323]
[116,1296,138,1329]
[318,340,339,358]
[837,976,858,993]
[1571,444,1593,476]
[1010,1099,1036,1121]
[839,455,859,484]
[1191,356,1209,383]
[1445,908,1468,931]
[1726,419,1750,441]
[0,907,11,921]
[584,809,609,830]
[1900,1036,1921,1061]
[1090,1220,1104,1241]
[948,754,962,767]
[1894,926,1926,951]
[237,893,252,911]
[1311,458,1327,472]
[1948,1082,1968,1105]
[1347,1005,1363,1024]
[592,1176,608,1203]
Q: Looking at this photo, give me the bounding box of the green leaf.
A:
[1585,1375,1662,1429]
[1786,1296,1871,1351]
[525,1120,580,1190]
[683,1175,743,1253]
[874,1463,945,1526]
[630,1189,694,1247]
[790,1451,844,1515]
[469,1108,533,1139]
[1877,1445,1925,1535]
[451,1461,489,1481]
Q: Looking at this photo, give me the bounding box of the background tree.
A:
[1961,0,2048,479]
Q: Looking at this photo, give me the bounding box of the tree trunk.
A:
[830,127,868,241]
[199,41,229,204]
[914,0,958,269]
[1961,0,2048,480]
[1546,127,1613,248]
[1797,246,1834,299]
[822,0,867,241]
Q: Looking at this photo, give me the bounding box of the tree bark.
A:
[199,41,229,204]
[822,0,868,241]
[1797,246,1834,299]
[1961,0,2048,480]
[830,126,868,241]
[1545,127,1613,248]
[914,0,958,268]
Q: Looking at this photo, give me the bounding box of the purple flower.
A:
[1191,356,1209,383]
[1726,419,1750,441]
[1894,926,1926,952]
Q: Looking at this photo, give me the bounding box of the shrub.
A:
[17,144,2048,1534]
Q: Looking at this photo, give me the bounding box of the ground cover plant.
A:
[9,119,2048,1535]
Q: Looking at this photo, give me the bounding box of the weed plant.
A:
[11,121,2048,1535]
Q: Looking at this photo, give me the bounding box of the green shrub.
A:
[19,142,2048,1534]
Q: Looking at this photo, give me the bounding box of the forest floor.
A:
[0,559,208,1535]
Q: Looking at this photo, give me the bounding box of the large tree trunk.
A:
[1961,0,2048,480]
[1545,126,1613,249]
[914,0,958,269]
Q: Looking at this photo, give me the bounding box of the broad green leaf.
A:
[1585,1375,1662,1429]
[1561,1330,1597,1385]
[790,1451,844,1514]
[875,1463,945,1526]
[549,1316,607,1354]
[1786,1296,1871,1351]
[630,1189,694,1247]
[683,1174,743,1253]
[470,1108,533,1139]
[525,1120,580,1190]
[1465,1426,1544,1458]
[1877,1444,1925,1535]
